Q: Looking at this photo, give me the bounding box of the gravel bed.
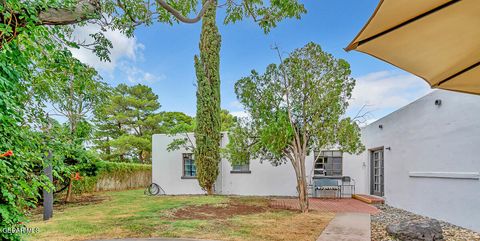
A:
[371,204,480,241]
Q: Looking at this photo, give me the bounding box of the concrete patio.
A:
[270,197,380,214]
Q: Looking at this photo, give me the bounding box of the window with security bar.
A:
[182,153,196,177]
[313,150,343,177]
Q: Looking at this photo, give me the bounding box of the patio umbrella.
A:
[346,0,480,95]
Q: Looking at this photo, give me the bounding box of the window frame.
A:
[230,163,251,174]
[181,153,197,179]
[314,150,343,177]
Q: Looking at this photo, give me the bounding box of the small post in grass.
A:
[43,153,53,221]
[43,116,54,221]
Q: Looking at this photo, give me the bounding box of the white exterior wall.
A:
[152,134,204,195]
[152,133,316,197]
[221,149,316,196]
[343,90,480,232]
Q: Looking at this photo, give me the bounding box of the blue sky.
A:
[72,0,431,123]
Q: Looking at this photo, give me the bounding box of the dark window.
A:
[314,150,343,177]
[183,153,196,177]
[314,157,327,176]
[231,163,250,173]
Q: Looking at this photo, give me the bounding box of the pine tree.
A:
[193,0,222,194]
[93,84,161,163]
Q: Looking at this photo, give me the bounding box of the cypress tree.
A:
[194,0,221,194]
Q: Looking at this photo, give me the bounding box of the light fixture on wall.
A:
[386,147,391,151]
[378,124,383,129]
[435,99,442,107]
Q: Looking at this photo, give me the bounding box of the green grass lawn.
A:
[25,189,333,241]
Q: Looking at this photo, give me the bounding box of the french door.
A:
[371,149,384,196]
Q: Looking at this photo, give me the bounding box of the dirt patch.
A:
[56,193,108,205]
[170,200,269,220]
[30,193,109,215]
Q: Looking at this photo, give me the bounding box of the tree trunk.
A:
[292,153,309,213]
[194,0,221,195]
[206,186,214,195]
[65,178,73,203]
[300,151,309,212]
[138,150,144,163]
[297,177,308,213]
[106,137,111,155]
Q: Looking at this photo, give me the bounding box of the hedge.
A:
[71,161,152,194]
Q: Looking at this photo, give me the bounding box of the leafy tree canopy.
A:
[93,83,161,163]
[158,111,195,134]
[225,42,364,212]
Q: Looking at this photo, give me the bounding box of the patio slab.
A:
[271,198,380,214]
[317,212,371,241]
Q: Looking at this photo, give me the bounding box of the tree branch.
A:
[352,104,372,125]
[273,44,302,153]
[116,0,144,26]
[38,0,101,25]
[156,0,214,24]
[242,1,265,23]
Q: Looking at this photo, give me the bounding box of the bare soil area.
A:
[170,200,270,220]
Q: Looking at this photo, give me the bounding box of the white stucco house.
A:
[152,133,321,196]
[152,90,480,231]
[343,90,480,232]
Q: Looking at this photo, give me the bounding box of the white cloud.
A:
[67,24,166,84]
[68,24,144,73]
[119,62,166,84]
[349,70,431,110]
[347,70,432,124]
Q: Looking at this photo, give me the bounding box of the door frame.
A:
[369,147,384,197]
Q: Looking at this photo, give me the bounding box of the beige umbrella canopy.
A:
[346,0,480,95]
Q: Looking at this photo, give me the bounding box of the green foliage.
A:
[225,42,364,211]
[158,111,195,134]
[221,118,252,165]
[0,4,67,239]
[71,161,152,194]
[0,2,110,238]
[223,0,307,33]
[33,52,110,138]
[220,109,237,131]
[93,84,162,163]
[101,0,306,35]
[166,109,235,152]
[227,42,364,165]
[194,0,222,194]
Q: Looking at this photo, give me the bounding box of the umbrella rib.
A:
[434,61,480,87]
[356,0,461,48]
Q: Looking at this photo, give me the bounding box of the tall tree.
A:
[224,43,365,212]
[158,111,195,134]
[193,0,221,194]
[33,52,109,202]
[93,84,161,163]
[35,51,109,138]
[93,84,131,161]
